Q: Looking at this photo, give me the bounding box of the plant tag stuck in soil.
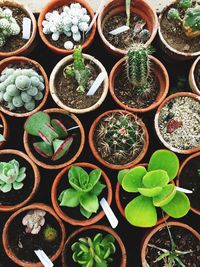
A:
[34,250,54,267]
[100,198,118,228]
[109,25,130,35]
[176,186,193,194]
[87,72,107,96]
[67,125,80,132]
[23,17,32,40]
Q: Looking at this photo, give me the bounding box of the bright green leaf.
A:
[80,206,92,219]
[122,166,147,192]
[153,184,176,207]
[68,166,89,192]
[89,169,102,187]
[80,193,99,213]
[143,170,169,188]
[13,182,23,190]
[90,181,106,196]
[138,187,162,197]
[117,169,129,184]
[59,188,80,207]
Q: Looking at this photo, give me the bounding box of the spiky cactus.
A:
[63,46,90,93]
[0,7,20,48]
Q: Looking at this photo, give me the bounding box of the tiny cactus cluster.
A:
[43,225,57,241]
[0,159,26,193]
[71,233,116,267]
[22,209,46,235]
[42,3,91,50]
[63,46,90,93]
[0,7,20,48]
[167,0,200,38]
[97,113,145,162]
[0,67,45,112]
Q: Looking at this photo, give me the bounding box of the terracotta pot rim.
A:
[109,55,169,113]
[88,109,149,170]
[0,112,9,149]
[61,224,127,267]
[154,92,200,154]
[177,151,200,216]
[49,53,109,114]
[38,0,96,55]
[0,149,40,212]
[23,108,85,169]
[0,0,37,57]
[51,162,112,226]
[0,56,49,117]
[2,203,66,267]
[141,221,200,267]
[158,0,200,58]
[189,56,200,95]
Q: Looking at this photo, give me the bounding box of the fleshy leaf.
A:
[59,188,80,207]
[138,187,162,197]
[33,141,53,158]
[69,166,89,192]
[13,182,23,190]
[153,184,176,207]
[143,170,169,188]
[80,205,92,219]
[88,169,102,187]
[0,183,12,193]
[122,166,147,192]
[51,119,68,138]
[90,181,106,196]
[24,111,50,136]
[51,136,73,161]
[117,169,129,184]
[38,123,58,145]
[125,195,157,227]
[80,193,99,213]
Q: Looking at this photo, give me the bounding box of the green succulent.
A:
[43,225,57,242]
[0,159,26,193]
[58,166,106,218]
[71,233,116,267]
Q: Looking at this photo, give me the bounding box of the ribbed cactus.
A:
[0,68,45,112]
[0,7,20,48]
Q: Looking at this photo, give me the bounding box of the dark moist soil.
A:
[0,153,34,206]
[57,166,107,220]
[0,6,32,53]
[55,59,104,109]
[63,228,122,267]
[145,226,200,266]
[7,210,62,263]
[194,61,200,90]
[103,13,149,50]
[114,64,160,109]
[0,62,44,114]
[45,6,91,49]
[160,3,200,53]
[179,156,200,211]
[28,112,82,166]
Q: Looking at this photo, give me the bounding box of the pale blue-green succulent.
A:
[0,159,26,193]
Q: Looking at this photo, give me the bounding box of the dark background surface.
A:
[0,13,199,267]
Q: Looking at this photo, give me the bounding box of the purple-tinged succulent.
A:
[22,209,46,235]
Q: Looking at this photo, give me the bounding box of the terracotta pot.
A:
[2,203,66,267]
[97,0,158,56]
[51,162,112,226]
[154,92,200,154]
[109,55,169,113]
[115,163,170,226]
[38,0,96,55]
[23,108,85,170]
[141,221,200,267]
[0,0,37,58]
[49,53,109,114]
[0,149,40,212]
[89,109,149,170]
[0,112,9,149]
[189,56,200,95]
[158,0,200,61]
[61,225,127,267]
[0,56,49,117]
[177,151,200,216]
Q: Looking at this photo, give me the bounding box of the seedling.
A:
[43,225,57,242]
[58,166,106,218]
[118,150,190,227]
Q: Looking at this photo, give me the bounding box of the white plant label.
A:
[67,125,80,132]
[100,198,118,229]
[87,72,107,96]
[34,250,54,267]
[175,186,193,194]
[109,25,130,35]
[23,17,31,40]
[86,0,105,34]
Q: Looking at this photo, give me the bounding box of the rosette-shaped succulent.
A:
[22,209,46,234]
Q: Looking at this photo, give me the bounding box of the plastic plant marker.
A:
[23,17,31,40]
[122,166,147,192]
[109,25,130,35]
[100,198,118,228]
[175,186,193,194]
[87,72,107,96]
[153,184,176,207]
[67,125,80,132]
[34,250,54,267]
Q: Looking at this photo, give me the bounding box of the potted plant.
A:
[189,55,200,95]
[154,92,200,154]
[177,151,200,216]
[38,0,96,55]
[97,0,158,56]
[49,46,109,114]
[23,109,85,169]
[89,109,149,170]
[62,225,127,267]
[109,43,169,113]
[0,56,49,117]
[0,149,40,212]
[0,0,37,58]
[51,162,112,226]
[0,111,8,149]
[158,0,200,61]
[117,149,190,227]
[141,221,200,266]
[2,203,66,267]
